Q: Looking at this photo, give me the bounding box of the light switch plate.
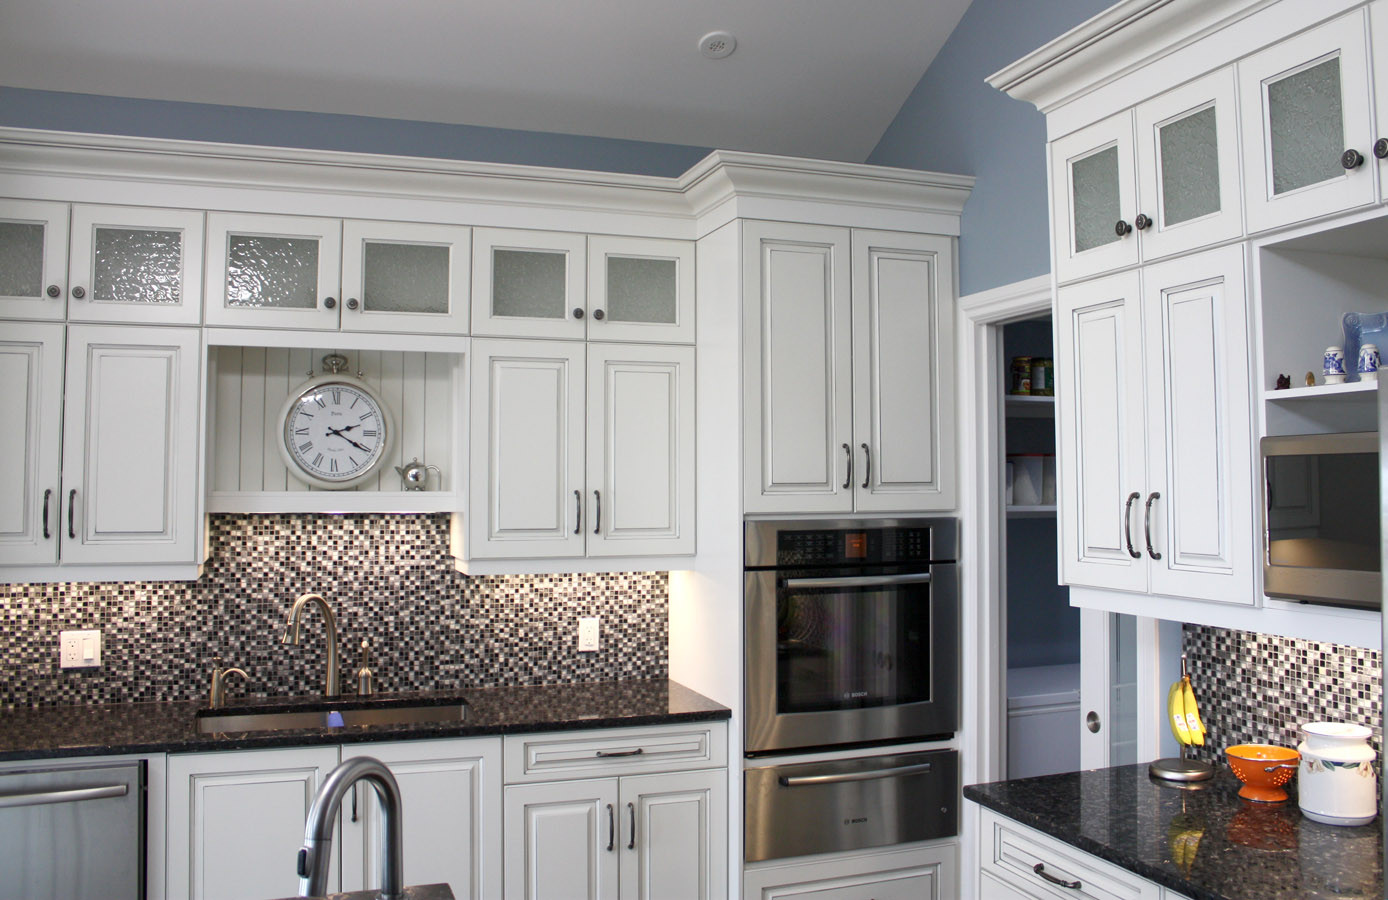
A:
[60,629,101,669]
[578,617,600,652]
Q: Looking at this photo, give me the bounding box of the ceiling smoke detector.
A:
[699,31,737,60]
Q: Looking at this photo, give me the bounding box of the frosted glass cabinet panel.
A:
[587,236,695,343]
[471,228,587,339]
[205,212,343,330]
[1051,113,1139,283]
[341,220,471,334]
[1239,11,1375,232]
[68,205,204,325]
[0,199,69,321]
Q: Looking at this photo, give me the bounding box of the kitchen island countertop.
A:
[0,678,728,761]
[965,763,1382,900]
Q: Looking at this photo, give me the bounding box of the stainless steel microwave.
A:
[1261,432,1380,609]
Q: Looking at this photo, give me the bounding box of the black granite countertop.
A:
[965,764,1382,900]
[0,679,729,762]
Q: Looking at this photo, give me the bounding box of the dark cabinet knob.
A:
[1134,213,1152,231]
[323,297,337,309]
[46,284,61,298]
[573,308,585,319]
[1341,149,1365,170]
[70,286,86,299]
[1114,220,1132,237]
[593,309,606,321]
[346,297,359,310]
[1374,139,1388,160]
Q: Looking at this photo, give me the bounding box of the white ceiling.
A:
[0,0,972,162]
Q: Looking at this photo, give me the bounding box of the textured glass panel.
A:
[93,227,182,304]
[362,241,450,314]
[1267,57,1345,195]
[1071,145,1121,253]
[605,256,677,324]
[225,235,319,309]
[0,222,44,298]
[1159,106,1220,226]
[492,248,566,319]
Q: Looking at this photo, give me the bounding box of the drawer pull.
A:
[596,748,644,758]
[1033,862,1081,890]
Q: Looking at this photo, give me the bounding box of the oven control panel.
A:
[775,527,931,566]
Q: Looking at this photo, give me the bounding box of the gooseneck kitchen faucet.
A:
[297,756,404,899]
[281,592,341,697]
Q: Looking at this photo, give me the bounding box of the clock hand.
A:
[325,426,372,453]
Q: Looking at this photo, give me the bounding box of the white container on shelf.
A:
[1008,455,1044,506]
[1297,721,1377,826]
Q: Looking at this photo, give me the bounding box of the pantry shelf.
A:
[1004,395,1056,418]
[1006,505,1057,518]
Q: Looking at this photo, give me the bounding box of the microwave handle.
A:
[778,762,933,787]
[783,573,933,589]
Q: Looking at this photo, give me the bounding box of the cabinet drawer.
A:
[980,810,1159,900]
[504,721,726,783]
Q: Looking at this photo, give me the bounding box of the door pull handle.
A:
[1144,492,1162,560]
[1033,863,1082,890]
[861,443,871,489]
[42,488,51,540]
[1123,492,1140,558]
[68,489,77,540]
[606,803,615,851]
[627,801,636,850]
[594,490,601,535]
[574,489,581,535]
[842,443,852,490]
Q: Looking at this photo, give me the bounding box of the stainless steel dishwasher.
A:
[0,760,145,900]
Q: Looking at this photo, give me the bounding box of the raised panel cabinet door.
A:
[850,230,956,513]
[1134,67,1243,262]
[205,212,343,330]
[586,343,695,557]
[60,325,202,566]
[340,220,471,335]
[471,227,587,339]
[0,323,64,566]
[1056,272,1149,593]
[587,235,695,344]
[468,339,587,559]
[1373,1,1388,196]
[67,204,204,325]
[503,779,620,900]
[1141,246,1255,605]
[0,199,68,320]
[1050,112,1140,284]
[742,221,854,514]
[166,746,340,900]
[340,738,502,900]
[619,769,727,900]
[1238,10,1375,232]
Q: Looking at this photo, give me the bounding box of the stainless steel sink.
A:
[197,702,467,735]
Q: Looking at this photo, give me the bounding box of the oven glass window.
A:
[776,583,930,713]
[1266,453,1379,571]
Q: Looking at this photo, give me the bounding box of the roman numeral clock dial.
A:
[278,355,394,489]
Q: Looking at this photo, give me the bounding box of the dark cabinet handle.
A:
[1123,492,1140,559]
[606,804,615,851]
[46,285,61,299]
[351,785,358,823]
[573,490,581,535]
[1342,149,1365,169]
[594,490,601,535]
[1374,139,1388,160]
[596,748,644,758]
[842,443,852,489]
[1114,220,1132,237]
[627,802,636,850]
[1144,492,1162,560]
[1134,213,1152,230]
[42,489,51,540]
[1033,863,1081,890]
[67,489,77,540]
[573,307,585,320]
[593,309,605,321]
[323,297,337,309]
[346,297,359,310]
[70,286,86,300]
[861,443,871,489]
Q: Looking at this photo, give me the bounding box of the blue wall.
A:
[869,0,1115,296]
[0,87,710,178]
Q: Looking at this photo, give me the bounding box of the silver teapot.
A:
[394,458,440,491]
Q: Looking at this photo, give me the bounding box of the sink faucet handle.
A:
[356,638,375,697]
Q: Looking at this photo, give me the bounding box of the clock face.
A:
[283,381,389,486]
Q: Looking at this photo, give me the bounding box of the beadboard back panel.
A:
[210,347,461,509]
[0,514,668,708]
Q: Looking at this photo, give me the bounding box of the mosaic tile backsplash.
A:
[0,514,668,709]
[1183,624,1382,761]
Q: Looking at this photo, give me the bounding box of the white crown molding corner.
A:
[958,273,1053,324]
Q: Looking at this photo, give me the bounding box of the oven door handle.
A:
[778,762,933,787]
[782,573,932,589]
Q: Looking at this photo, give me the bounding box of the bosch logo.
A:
[843,816,868,825]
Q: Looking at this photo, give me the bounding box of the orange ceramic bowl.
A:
[1226,744,1300,803]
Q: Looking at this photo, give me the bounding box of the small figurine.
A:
[1275,374,1291,390]
[1305,371,1316,387]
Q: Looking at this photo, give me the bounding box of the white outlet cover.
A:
[60,629,102,669]
[578,617,600,652]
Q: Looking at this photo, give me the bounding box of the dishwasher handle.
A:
[778,762,933,787]
[0,783,128,810]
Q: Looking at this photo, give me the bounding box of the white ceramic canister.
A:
[1297,721,1377,826]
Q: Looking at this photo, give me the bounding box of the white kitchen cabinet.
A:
[67,204,204,325]
[166,745,341,900]
[619,769,727,900]
[339,738,502,900]
[743,842,956,900]
[1051,113,1141,283]
[587,235,695,344]
[471,227,588,339]
[340,220,471,335]
[205,212,343,330]
[504,778,620,900]
[978,808,1160,900]
[0,199,69,321]
[0,323,64,566]
[1238,9,1376,233]
[743,221,954,515]
[1373,1,1388,193]
[468,338,695,561]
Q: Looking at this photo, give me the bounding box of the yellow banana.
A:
[1168,679,1192,745]
[1181,677,1205,747]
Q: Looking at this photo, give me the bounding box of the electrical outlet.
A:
[60,629,101,669]
[578,617,600,652]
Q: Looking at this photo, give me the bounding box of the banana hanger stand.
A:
[1150,654,1215,783]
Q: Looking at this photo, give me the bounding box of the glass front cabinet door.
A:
[340,220,471,335]
[67,205,204,325]
[1238,10,1375,232]
[0,199,69,321]
[1051,112,1140,283]
[586,236,695,344]
[471,228,587,339]
[205,212,343,330]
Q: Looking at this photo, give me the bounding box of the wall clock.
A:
[278,353,394,489]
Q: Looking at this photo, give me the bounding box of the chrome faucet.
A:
[297,756,404,899]
[281,592,340,697]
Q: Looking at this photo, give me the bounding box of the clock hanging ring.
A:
[278,353,396,489]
